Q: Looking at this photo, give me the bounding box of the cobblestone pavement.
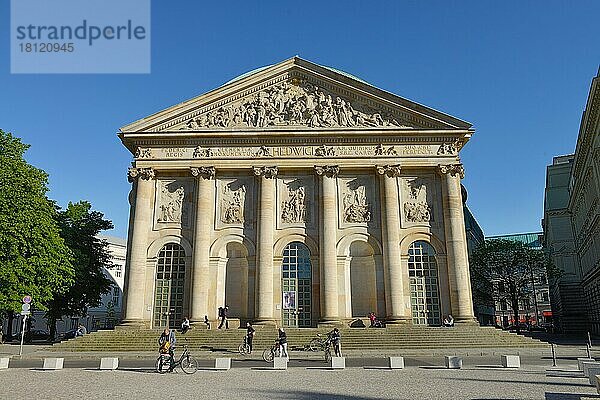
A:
[1,364,598,400]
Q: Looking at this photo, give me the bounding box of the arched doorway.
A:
[408,241,441,326]
[349,241,377,317]
[224,242,249,319]
[281,242,312,327]
[153,243,186,328]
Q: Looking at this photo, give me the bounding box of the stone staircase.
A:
[51,325,547,352]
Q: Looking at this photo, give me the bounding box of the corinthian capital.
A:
[438,163,465,179]
[127,167,155,182]
[190,166,216,180]
[314,165,340,178]
[253,166,278,179]
[376,165,401,178]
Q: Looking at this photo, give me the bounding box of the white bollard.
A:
[330,357,345,369]
[578,357,595,371]
[42,358,64,370]
[588,367,600,385]
[583,362,600,377]
[0,358,9,369]
[445,356,462,369]
[501,355,520,368]
[388,357,405,369]
[99,357,119,370]
[214,358,231,370]
[273,357,288,370]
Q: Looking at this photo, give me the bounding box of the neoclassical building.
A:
[119,57,476,329]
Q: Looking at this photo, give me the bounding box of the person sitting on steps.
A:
[443,314,454,327]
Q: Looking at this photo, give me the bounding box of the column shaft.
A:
[255,171,276,323]
[190,172,214,322]
[441,165,476,323]
[123,170,154,325]
[380,170,408,322]
[319,169,339,322]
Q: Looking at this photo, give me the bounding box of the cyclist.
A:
[246,322,256,353]
[158,328,177,371]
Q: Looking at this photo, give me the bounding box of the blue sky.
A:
[1,1,599,239]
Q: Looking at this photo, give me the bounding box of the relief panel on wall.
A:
[216,177,254,229]
[277,176,315,229]
[338,175,378,228]
[154,178,193,229]
[400,176,438,227]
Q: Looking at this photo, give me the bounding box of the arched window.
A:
[153,243,186,328]
[282,242,312,327]
[408,241,441,326]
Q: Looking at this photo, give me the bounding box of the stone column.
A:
[253,166,278,324]
[190,166,215,324]
[439,163,476,323]
[122,167,155,326]
[315,165,340,324]
[377,165,409,323]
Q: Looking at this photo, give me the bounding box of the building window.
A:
[153,243,186,329]
[70,318,79,330]
[115,265,122,278]
[408,241,441,326]
[541,291,549,302]
[500,300,507,311]
[112,287,120,306]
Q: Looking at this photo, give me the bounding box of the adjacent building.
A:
[543,69,600,334]
[486,232,552,328]
[119,56,478,329]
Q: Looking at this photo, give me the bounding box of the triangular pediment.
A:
[120,57,472,133]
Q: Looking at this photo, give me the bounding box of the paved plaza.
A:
[1,363,599,400]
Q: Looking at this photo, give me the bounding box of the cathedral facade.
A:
[119,57,476,328]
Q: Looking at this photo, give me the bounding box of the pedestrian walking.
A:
[204,315,211,330]
[218,305,229,329]
[278,327,288,358]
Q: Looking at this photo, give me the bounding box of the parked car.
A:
[27,329,50,341]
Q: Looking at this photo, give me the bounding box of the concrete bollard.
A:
[0,357,9,369]
[583,362,600,377]
[99,357,119,370]
[445,356,462,369]
[330,357,345,369]
[578,357,595,371]
[42,358,64,370]
[388,357,405,369]
[588,367,600,385]
[214,358,231,370]
[501,355,521,368]
[273,357,288,370]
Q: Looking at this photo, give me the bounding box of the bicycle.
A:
[323,341,332,363]
[238,335,251,355]
[155,343,198,374]
[262,339,281,362]
[308,332,330,352]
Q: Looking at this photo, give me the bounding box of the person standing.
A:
[246,322,256,353]
[158,328,177,371]
[278,327,288,358]
[330,327,342,357]
[218,305,229,329]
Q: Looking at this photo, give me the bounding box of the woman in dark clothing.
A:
[278,327,288,357]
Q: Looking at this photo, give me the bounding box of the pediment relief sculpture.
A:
[179,80,411,130]
[403,178,432,223]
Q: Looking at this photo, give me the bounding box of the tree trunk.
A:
[48,316,57,342]
[7,313,14,341]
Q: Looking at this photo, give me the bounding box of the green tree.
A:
[470,239,556,329]
[0,130,74,338]
[45,201,115,339]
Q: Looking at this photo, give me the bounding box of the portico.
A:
[119,57,476,328]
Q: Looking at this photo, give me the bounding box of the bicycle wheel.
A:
[308,338,322,352]
[238,343,247,355]
[180,355,198,374]
[155,354,171,374]
[262,348,274,362]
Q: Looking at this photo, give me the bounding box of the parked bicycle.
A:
[308,332,331,352]
[323,340,333,363]
[238,335,251,355]
[262,339,281,362]
[155,342,198,374]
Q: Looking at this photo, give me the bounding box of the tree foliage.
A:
[0,130,74,315]
[45,201,115,337]
[470,239,556,326]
